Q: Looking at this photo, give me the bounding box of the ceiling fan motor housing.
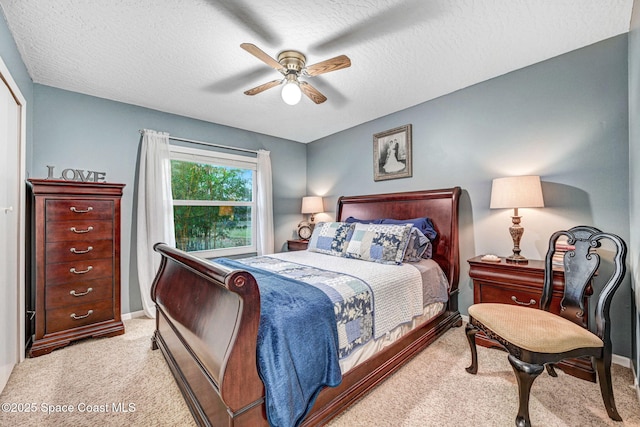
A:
[278,50,306,73]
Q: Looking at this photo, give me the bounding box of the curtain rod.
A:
[139,130,258,155]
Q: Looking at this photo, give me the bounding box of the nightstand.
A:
[287,239,309,251]
[468,255,595,382]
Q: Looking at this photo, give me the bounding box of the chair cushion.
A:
[468,303,603,353]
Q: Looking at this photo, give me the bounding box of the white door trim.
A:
[0,55,27,364]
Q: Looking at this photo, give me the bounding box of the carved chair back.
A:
[540,225,627,346]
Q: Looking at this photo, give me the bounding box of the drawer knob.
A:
[70,206,93,213]
[511,296,536,306]
[70,246,93,254]
[70,287,93,297]
[70,266,93,274]
[70,310,93,320]
[70,226,94,234]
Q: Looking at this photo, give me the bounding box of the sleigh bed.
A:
[150,187,462,426]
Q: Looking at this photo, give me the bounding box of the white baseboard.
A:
[121,310,148,320]
[612,354,632,369]
[459,314,630,367]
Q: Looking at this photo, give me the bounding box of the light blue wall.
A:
[629,0,640,378]
[31,85,307,314]
[308,35,632,357]
[0,9,33,171]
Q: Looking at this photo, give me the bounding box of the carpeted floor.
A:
[1,318,639,426]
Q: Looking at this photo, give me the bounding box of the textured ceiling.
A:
[0,0,633,143]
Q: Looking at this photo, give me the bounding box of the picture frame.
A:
[373,124,412,181]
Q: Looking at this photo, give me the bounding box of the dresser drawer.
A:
[46,258,113,286]
[46,220,113,242]
[45,299,114,334]
[46,199,114,221]
[45,277,113,309]
[46,240,113,264]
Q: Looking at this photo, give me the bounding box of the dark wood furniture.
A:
[287,239,309,251]
[466,226,628,427]
[27,179,125,357]
[468,255,595,381]
[150,187,462,427]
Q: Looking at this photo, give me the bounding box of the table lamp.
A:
[301,196,323,223]
[490,175,544,264]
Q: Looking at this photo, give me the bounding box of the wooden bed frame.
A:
[150,187,462,426]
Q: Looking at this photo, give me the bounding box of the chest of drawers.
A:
[27,179,125,357]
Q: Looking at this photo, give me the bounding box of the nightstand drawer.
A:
[287,239,309,251]
[475,282,540,308]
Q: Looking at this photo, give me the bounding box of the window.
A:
[169,145,257,257]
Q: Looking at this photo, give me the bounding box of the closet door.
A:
[0,57,26,392]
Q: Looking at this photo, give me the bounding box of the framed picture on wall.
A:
[373,124,412,181]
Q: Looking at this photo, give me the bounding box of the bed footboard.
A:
[150,243,266,426]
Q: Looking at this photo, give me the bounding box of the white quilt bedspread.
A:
[271,251,423,339]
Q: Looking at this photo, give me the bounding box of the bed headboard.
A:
[337,187,461,303]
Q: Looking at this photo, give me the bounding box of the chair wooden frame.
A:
[465,226,627,427]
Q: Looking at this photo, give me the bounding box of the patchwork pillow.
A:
[307,222,354,256]
[345,223,413,265]
[403,227,429,262]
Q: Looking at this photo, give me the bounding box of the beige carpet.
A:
[0,318,195,427]
[1,318,638,427]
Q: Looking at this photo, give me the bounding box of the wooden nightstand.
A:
[468,255,595,382]
[287,239,309,251]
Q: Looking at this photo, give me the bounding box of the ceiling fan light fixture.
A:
[281,75,302,105]
[241,43,349,105]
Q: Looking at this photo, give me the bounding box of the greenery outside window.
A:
[170,145,257,257]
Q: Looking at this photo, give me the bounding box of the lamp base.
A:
[506,215,528,264]
[505,254,528,264]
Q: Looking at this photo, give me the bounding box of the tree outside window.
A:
[170,146,257,257]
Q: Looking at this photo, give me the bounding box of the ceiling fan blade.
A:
[312,0,440,53]
[241,43,283,71]
[207,1,280,45]
[244,79,282,96]
[299,82,327,104]
[305,55,351,76]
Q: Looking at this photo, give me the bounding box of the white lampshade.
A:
[490,176,544,209]
[301,196,323,214]
[281,80,302,105]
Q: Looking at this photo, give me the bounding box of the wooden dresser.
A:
[27,179,125,357]
[468,256,595,382]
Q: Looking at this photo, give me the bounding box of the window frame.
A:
[169,144,257,258]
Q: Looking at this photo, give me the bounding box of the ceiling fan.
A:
[240,43,351,105]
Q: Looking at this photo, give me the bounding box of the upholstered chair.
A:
[465,226,627,427]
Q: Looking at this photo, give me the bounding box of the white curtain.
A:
[136,129,176,318]
[256,149,274,255]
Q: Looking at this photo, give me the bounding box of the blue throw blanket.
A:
[215,258,342,427]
